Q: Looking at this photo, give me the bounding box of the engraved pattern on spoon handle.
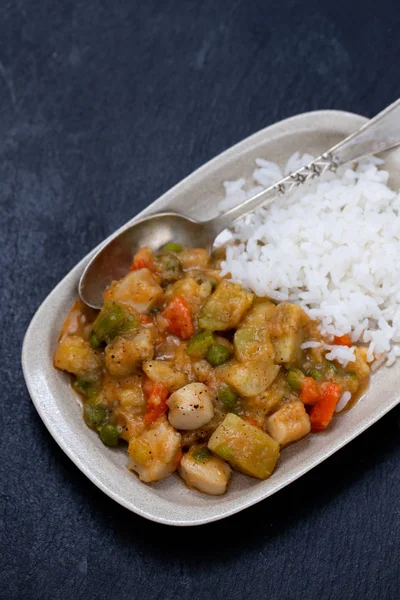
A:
[274,152,338,196]
[209,152,339,235]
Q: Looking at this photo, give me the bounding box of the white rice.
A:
[216,152,400,367]
[335,391,352,412]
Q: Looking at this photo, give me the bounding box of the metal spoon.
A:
[79,98,400,309]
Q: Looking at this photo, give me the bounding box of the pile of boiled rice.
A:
[216,152,400,371]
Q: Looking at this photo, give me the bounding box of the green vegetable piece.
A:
[90,332,101,349]
[99,423,119,447]
[162,242,183,253]
[308,368,324,381]
[74,377,99,403]
[286,368,305,391]
[91,301,138,345]
[191,447,212,463]
[186,331,215,358]
[208,413,280,479]
[206,344,232,366]
[198,281,254,331]
[84,405,106,428]
[218,384,238,410]
[75,377,92,395]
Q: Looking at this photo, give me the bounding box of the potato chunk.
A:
[267,400,311,446]
[128,418,181,482]
[104,374,146,413]
[178,248,210,269]
[233,327,275,362]
[105,329,154,376]
[198,281,253,331]
[108,268,163,313]
[164,278,205,315]
[216,359,280,397]
[167,383,214,430]
[241,299,277,328]
[268,302,309,364]
[143,360,188,391]
[344,347,370,379]
[208,413,280,479]
[242,371,293,425]
[179,447,231,495]
[272,331,305,364]
[54,335,101,377]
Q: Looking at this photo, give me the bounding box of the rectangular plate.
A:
[22,110,400,526]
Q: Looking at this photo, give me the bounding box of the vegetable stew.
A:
[54,244,369,495]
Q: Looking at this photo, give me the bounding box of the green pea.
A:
[99,423,119,447]
[75,377,92,395]
[308,368,324,381]
[286,368,305,390]
[218,384,238,410]
[84,405,106,428]
[206,344,232,366]
[162,242,183,253]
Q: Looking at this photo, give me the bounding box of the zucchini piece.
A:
[186,331,216,358]
[208,413,280,479]
[91,301,139,346]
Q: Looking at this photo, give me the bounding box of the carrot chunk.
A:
[300,377,320,405]
[161,295,194,340]
[129,247,155,272]
[309,383,341,432]
[333,334,352,347]
[144,382,169,425]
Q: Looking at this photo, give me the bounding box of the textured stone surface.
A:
[1,0,400,598]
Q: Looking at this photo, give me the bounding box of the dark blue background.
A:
[1,1,400,598]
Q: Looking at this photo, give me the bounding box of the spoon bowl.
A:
[79,213,213,309]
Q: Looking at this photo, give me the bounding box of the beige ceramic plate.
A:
[22,110,400,526]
